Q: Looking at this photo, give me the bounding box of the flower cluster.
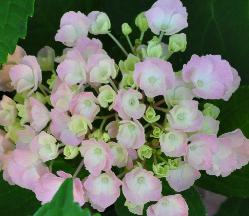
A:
[0,0,248,215]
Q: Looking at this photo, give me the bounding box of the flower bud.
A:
[0,96,17,127]
[63,145,79,159]
[47,73,57,90]
[150,127,163,139]
[153,163,169,178]
[143,106,160,123]
[147,37,163,58]
[97,85,116,109]
[135,12,148,32]
[119,54,140,74]
[88,11,111,35]
[108,142,128,168]
[68,115,91,137]
[122,23,132,36]
[203,103,220,119]
[125,200,144,215]
[37,46,55,71]
[89,129,102,140]
[138,145,152,160]
[168,33,187,53]
[102,133,110,142]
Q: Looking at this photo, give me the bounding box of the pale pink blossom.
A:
[88,11,111,35]
[145,0,188,35]
[84,171,122,212]
[182,55,241,101]
[108,142,128,168]
[122,167,162,205]
[105,121,119,138]
[0,130,14,169]
[0,46,26,92]
[147,194,189,216]
[55,11,90,47]
[9,56,42,93]
[50,109,83,146]
[70,92,100,122]
[74,37,105,61]
[166,162,201,192]
[0,96,17,127]
[167,100,204,132]
[50,79,74,111]
[187,134,218,171]
[160,130,188,157]
[117,120,145,149]
[15,126,36,150]
[79,139,113,176]
[3,149,48,190]
[56,49,87,86]
[87,53,117,84]
[199,116,220,135]
[134,58,175,97]
[113,89,146,120]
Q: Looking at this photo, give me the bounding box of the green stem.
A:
[107,32,128,56]
[154,106,169,113]
[125,35,134,53]
[100,118,107,131]
[96,114,115,120]
[73,159,84,178]
[109,79,118,92]
[140,31,145,42]
[159,31,164,41]
[39,85,48,96]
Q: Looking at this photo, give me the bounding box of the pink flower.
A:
[3,149,48,190]
[87,53,117,84]
[15,126,36,150]
[9,56,42,93]
[50,109,83,146]
[88,11,111,35]
[0,130,14,168]
[117,120,145,149]
[50,79,74,111]
[122,167,162,205]
[147,194,189,216]
[74,37,105,61]
[0,46,26,92]
[186,134,218,171]
[79,139,113,176]
[134,58,175,97]
[207,129,249,177]
[84,171,122,212]
[0,96,17,127]
[55,11,90,47]
[159,130,188,157]
[166,162,200,192]
[108,142,129,168]
[145,0,188,35]
[199,116,220,135]
[106,121,119,138]
[56,49,87,86]
[26,98,50,132]
[182,55,241,101]
[34,171,86,206]
[113,89,146,120]
[69,92,100,122]
[167,100,204,132]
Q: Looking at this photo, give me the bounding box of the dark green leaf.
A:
[34,178,83,216]
[0,0,35,63]
[0,175,40,216]
[215,198,249,216]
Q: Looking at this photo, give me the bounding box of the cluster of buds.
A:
[0,0,248,215]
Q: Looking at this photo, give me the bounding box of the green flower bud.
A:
[47,73,57,90]
[16,102,29,126]
[98,85,116,109]
[168,33,187,53]
[89,129,103,140]
[135,12,148,32]
[33,92,47,104]
[143,106,160,123]
[37,46,55,71]
[68,115,91,137]
[153,163,169,178]
[147,37,163,58]
[119,54,140,74]
[125,201,144,215]
[4,121,22,142]
[138,145,153,160]
[167,158,181,169]
[63,145,79,160]
[14,93,25,104]
[102,132,110,142]
[203,103,220,119]
[150,127,163,139]
[122,23,132,36]
[120,74,135,88]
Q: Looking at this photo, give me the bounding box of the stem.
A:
[144,123,150,129]
[95,114,115,120]
[109,79,118,92]
[49,160,54,172]
[154,99,165,107]
[40,84,50,93]
[39,85,48,96]
[140,31,145,42]
[100,118,107,131]
[154,106,169,113]
[107,32,128,56]
[73,159,84,178]
[159,31,164,41]
[126,35,134,53]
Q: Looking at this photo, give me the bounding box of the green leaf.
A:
[34,178,83,216]
[0,175,40,216]
[0,0,35,64]
[215,198,249,216]
[197,86,249,197]
[181,188,207,216]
